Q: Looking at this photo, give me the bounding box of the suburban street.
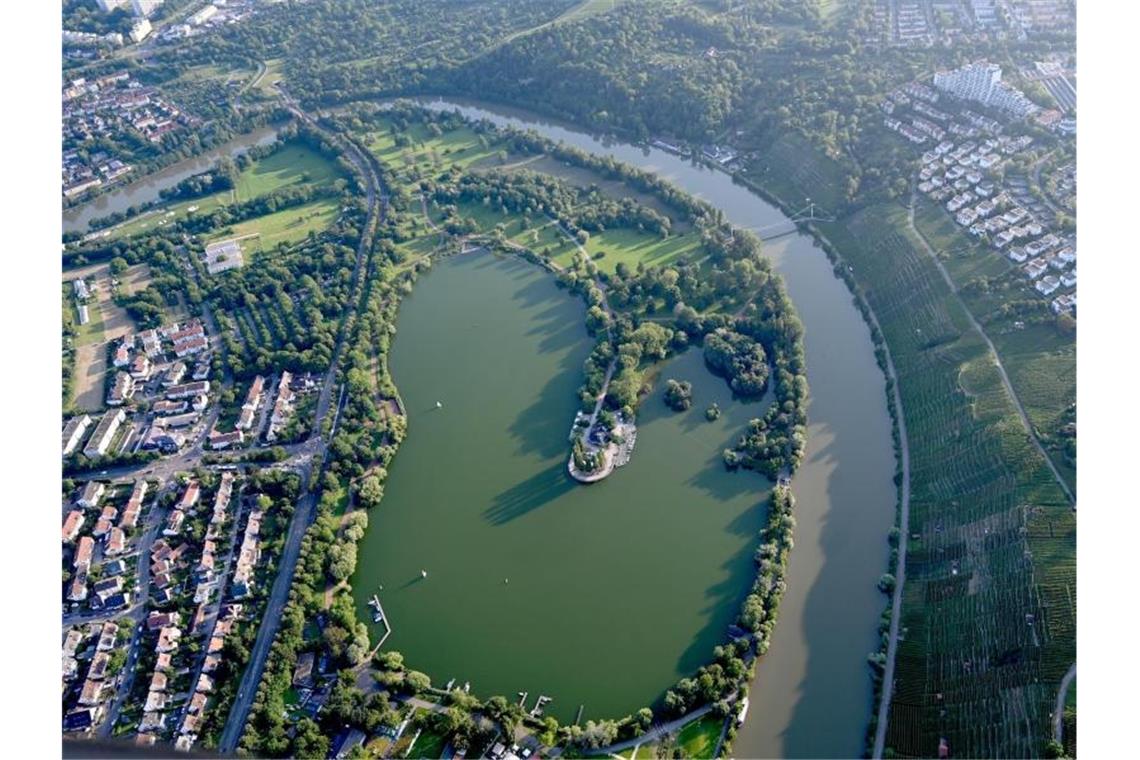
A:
[96,479,175,737]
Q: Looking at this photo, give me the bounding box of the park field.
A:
[207,198,342,254]
[675,714,724,759]
[583,227,703,274]
[374,119,707,275]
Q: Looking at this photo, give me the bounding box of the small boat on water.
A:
[421,569,428,578]
[436,401,443,409]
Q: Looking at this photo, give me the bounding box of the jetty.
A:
[367,592,393,651]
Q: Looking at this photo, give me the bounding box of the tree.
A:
[291,717,329,758]
[404,670,432,694]
[357,474,385,509]
[109,257,129,276]
[663,378,693,411]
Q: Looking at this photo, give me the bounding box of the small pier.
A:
[367,592,393,651]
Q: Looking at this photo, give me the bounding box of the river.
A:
[62,125,282,234]
[392,98,899,758]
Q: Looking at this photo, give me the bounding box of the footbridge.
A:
[749,200,835,241]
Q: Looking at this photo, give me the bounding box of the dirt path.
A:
[73,343,106,413]
[1053,663,1076,743]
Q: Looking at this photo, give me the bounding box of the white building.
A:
[932,62,1040,118]
[97,0,130,12]
[130,18,152,43]
[188,5,218,26]
[63,415,94,457]
[83,409,126,458]
[131,0,165,18]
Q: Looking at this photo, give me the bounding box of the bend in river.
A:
[62,125,283,235]
[393,98,898,758]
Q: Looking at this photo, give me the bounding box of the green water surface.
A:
[353,253,771,721]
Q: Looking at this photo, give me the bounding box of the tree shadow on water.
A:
[483,464,575,526]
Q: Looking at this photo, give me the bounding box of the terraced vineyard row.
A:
[822,203,1074,759]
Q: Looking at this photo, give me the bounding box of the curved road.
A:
[906,188,1074,506]
[845,248,911,760]
[1052,663,1076,743]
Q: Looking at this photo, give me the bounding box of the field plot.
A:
[62,263,142,412]
[910,199,1076,492]
[821,202,1074,759]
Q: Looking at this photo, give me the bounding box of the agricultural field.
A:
[910,199,1076,492]
[819,201,1074,758]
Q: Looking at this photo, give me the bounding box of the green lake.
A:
[352,252,773,722]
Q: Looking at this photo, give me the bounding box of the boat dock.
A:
[367,592,393,651]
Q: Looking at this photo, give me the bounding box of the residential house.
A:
[106,527,126,556]
[62,510,85,543]
[74,536,95,571]
[129,354,152,380]
[156,626,181,653]
[77,481,105,509]
[107,371,136,406]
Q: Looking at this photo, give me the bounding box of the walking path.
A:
[1053,663,1076,743]
[906,187,1074,505]
[596,703,716,755]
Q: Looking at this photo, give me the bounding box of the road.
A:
[216,91,384,754]
[1052,663,1076,743]
[906,187,1074,505]
[867,258,914,758]
[96,479,175,737]
[172,492,251,739]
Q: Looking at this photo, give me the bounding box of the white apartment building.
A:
[932,62,1040,118]
[131,0,165,18]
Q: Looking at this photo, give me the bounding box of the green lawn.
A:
[406,727,448,760]
[370,122,505,181]
[255,57,287,94]
[675,715,723,759]
[583,228,703,274]
[207,198,342,254]
[64,286,106,348]
[234,144,342,202]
